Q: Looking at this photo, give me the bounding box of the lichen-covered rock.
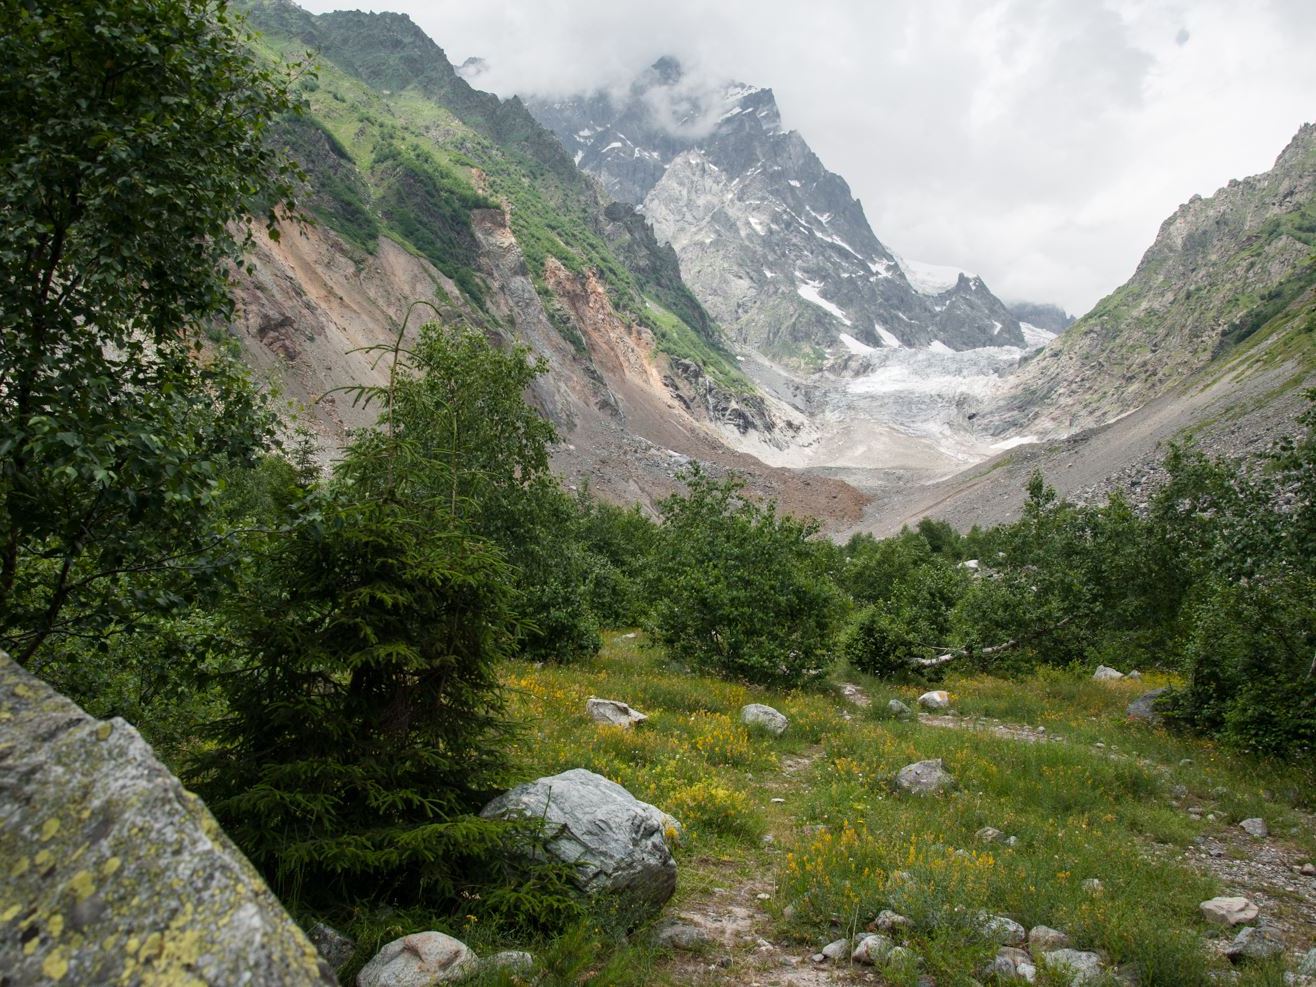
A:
[356,931,476,986]
[917,690,950,710]
[740,703,788,736]
[480,768,678,914]
[0,651,335,986]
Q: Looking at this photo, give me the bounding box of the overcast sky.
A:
[300,0,1315,315]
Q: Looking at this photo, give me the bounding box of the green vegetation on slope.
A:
[242,0,736,380]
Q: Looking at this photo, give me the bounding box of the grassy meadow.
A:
[461,632,1316,986]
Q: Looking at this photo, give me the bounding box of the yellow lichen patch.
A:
[34,849,52,868]
[40,816,61,840]
[11,855,30,878]
[138,930,164,961]
[1,904,20,923]
[23,935,40,956]
[13,683,35,698]
[68,869,95,902]
[48,913,65,937]
[125,936,140,955]
[96,722,113,741]
[100,856,122,878]
[41,946,69,980]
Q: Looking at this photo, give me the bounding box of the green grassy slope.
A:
[239,0,745,386]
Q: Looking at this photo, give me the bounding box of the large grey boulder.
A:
[309,921,357,970]
[481,769,678,913]
[740,703,788,736]
[0,651,336,986]
[356,931,476,986]
[1126,687,1169,724]
[917,690,951,710]
[1092,665,1125,681]
[586,697,648,728]
[893,758,956,795]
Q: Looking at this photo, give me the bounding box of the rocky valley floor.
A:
[445,634,1316,986]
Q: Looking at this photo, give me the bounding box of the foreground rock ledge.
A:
[0,651,335,986]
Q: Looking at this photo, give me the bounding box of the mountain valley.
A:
[229,2,1316,532]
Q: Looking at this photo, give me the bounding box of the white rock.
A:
[894,758,956,795]
[918,690,951,710]
[357,932,477,987]
[1239,817,1269,838]
[1199,896,1259,926]
[851,934,894,965]
[586,697,648,728]
[976,826,1004,843]
[1092,665,1125,681]
[1040,948,1104,985]
[741,703,789,736]
[1081,878,1103,893]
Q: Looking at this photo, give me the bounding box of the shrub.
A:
[645,467,842,686]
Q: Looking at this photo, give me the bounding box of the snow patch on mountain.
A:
[796,279,852,326]
[897,255,974,296]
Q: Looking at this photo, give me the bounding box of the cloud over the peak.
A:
[297,0,1316,314]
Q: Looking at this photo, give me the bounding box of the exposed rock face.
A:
[480,769,678,913]
[1091,664,1125,681]
[528,59,1024,361]
[999,122,1316,438]
[0,652,336,986]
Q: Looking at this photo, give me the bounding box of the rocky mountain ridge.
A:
[995,122,1316,438]
[230,0,863,522]
[526,59,1027,366]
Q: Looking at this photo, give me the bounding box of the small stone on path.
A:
[851,934,894,965]
[1239,817,1269,838]
[821,938,851,961]
[1223,926,1283,963]
[1199,896,1259,926]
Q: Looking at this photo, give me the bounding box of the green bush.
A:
[645,466,841,686]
